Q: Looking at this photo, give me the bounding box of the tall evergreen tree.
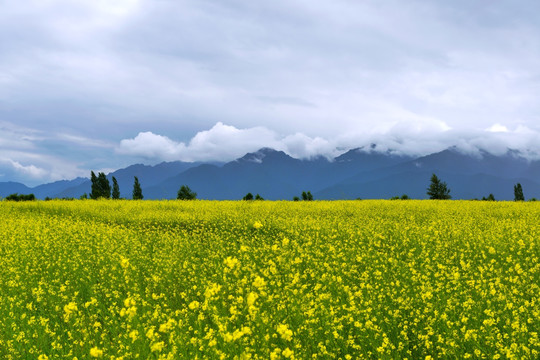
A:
[97,172,111,199]
[132,176,143,200]
[112,176,120,199]
[90,171,99,199]
[301,191,313,201]
[514,183,524,201]
[90,171,111,199]
[427,173,451,199]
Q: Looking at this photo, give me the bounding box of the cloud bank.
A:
[118,122,540,163]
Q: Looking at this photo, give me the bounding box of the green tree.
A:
[243,192,254,200]
[132,176,143,200]
[301,191,314,201]
[5,193,35,201]
[112,176,120,199]
[90,171,99,199]
[293,196,300,201]
[255,194,264,200]
[98,172,111,199]
[177,185,197,200]
[427,174,451,200]
[90,171,111,199]
[514,183,524,201]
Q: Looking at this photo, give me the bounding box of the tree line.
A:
[86,172,198,200]
[1,173,537,201]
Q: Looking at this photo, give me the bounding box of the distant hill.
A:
[0,181,33,198]
[316,149,540,200]
[1,147,539,200]
[1,161,207,200]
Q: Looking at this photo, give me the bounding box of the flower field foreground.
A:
[0,200,538,359]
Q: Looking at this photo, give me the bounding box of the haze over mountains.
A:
[1,147,539,201]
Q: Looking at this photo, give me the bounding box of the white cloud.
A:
[118,121,540,163]
[486,124,510,133]
[0,159,47,179]
[10,160,47,178]
[118,122,280,161]
[118,132,185,159]
[117,122,342,161]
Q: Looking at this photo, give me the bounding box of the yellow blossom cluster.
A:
[0,199,538,359]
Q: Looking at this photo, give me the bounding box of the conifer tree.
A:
[97,172,111,199]
[132,176,143,200]
[112,176,120,199]
[90,171,99,199]
[427,173,451,200]
[514,183,524,201]
[90,171,111,199]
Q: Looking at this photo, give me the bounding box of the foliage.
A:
[426,173,451,199]
[254,194,264,201]
[514,183,525,201]
[391,195,410,200]
[301,191,313,201]
[132,176,143,200]
[482,193,496,201]
[177,185,197,200]
[4,193,35,201]
[293,196,300,201]
[112,177,120,200]
[1,200,538,359]
[90,171,111,199]
[243,193,254,201]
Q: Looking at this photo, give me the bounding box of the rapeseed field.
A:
[0,200,538,359]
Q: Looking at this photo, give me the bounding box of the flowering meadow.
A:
[0,200,538,359]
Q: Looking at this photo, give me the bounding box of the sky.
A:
[2,0,540,186]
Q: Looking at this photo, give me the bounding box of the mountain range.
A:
[1,147,539,201]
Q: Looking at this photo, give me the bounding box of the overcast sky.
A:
[2,0,540,186]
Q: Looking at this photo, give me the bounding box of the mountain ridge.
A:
[1,147,539,200]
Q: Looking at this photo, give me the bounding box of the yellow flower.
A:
[188,300,200,310]
[63,302,78,315]
[129,330,139,342]
[247,292,258,306]
[151,341,165,352]
[224,256,239,269]
[253,221,263,229]
[89,347,103,357]
[253,276,266,289]
[282,347,294,358]
[277,324,293,341]
[38,355,49,360]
